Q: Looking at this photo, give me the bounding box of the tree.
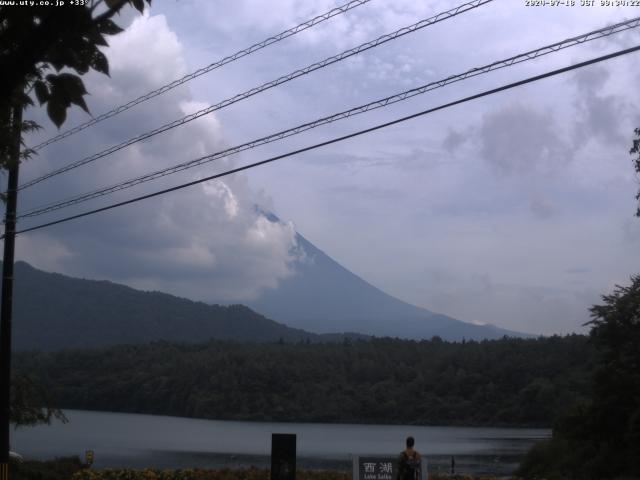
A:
[0,2,151,473]
[518,128,640,480]
[10,374,67,428]
[584,276,640,477]
[1,0,151,118]
[518,277,640,479]
[1,0,154,174]
[631,128,640,217]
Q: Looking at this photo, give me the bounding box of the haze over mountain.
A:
[6,222,526,351]
[6,261,361,351]
[248,218,528,341]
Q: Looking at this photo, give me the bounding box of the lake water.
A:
[12,410,549,476]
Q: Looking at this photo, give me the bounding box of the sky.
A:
[12,0,640,336]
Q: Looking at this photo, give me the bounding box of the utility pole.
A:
[0,101,22,480]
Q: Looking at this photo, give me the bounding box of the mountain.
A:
[5,261,361,351]
[5,224,525,350]
[248,230,527,341]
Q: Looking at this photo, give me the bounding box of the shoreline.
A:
[14,458,514,480]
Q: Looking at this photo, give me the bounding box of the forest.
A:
[15,334,593,427]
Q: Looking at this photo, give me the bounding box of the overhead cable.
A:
[19,0,494,191]
[32,0,374,151]
[13,44,640,236]
[17,15,640,219]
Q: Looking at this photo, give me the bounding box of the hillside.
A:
[6,261,354,351]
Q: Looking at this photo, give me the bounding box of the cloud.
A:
[10,1,640,339]
[442,128,467,153]
[622,218,640,245]
[412,270,598,335]
[565,267,590,275]
[18,12,300,303]
[478,103,572,175]
[529,194,558,219]
[572,66,629,146]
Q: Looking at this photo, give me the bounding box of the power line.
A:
[18,0,494,191]
[17,15,640,219]
[31,0,373,151]
[13,44,640,237]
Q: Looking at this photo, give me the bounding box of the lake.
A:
[12,410,549,476]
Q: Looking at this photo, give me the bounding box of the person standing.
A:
[397,436,421,480]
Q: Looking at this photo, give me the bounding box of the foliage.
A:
[72,467,349,480]
[429,477,498,480]
[10,373,67,427]
[518,276,640,479]
[0,0,150,432]
[9,458,504,480]
[12,456,86,480]
[15,335,594,427]
[581,275,640,477]
[0,0,151,169]
[631,128,640,217]
[70,467,499,480]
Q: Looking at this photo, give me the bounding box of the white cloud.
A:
[18,11,300,303]
[11,1,640,337]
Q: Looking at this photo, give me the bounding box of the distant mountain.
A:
[5,217,526,350]
[248,223,527,341]
[5,262,361,351]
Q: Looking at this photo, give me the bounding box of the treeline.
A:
[15,335,594,427]
[517,276,640,479]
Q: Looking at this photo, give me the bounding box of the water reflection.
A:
[12,410,549,475]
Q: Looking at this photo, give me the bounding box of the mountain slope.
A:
[6,261,345,351]
[248,232,527,340]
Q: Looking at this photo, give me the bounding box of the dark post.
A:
[0,103,22,480]
[451,456,455,475]
[271,433,296,480]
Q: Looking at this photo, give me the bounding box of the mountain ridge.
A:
[5,261,364,351]
[247,230,528,340]
[5,223,528,350]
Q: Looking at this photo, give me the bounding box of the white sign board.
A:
[352,456,428,480]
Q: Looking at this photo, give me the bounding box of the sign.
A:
[353,456,428,480]
[357,457,396,480]
[271,433,296,480]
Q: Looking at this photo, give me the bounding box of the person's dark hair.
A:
[406,436,415,448]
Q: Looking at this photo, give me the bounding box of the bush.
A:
[72,467,350,480]
[13,456,87,480]
[516,438,570,480]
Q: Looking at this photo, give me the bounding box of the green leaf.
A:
[20,91,34,107]
[71,94,89,114]
[47,99,67,128]
[58,73,88,95]
[33,80,49,105]
[21,120,42,133]
[90,50,109,76]
[85,28,109,47]
[131,0,144,13]
[57,73,89,113]
[97,18,124,36]
[46,46,66,71]
[59,43,92,75]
